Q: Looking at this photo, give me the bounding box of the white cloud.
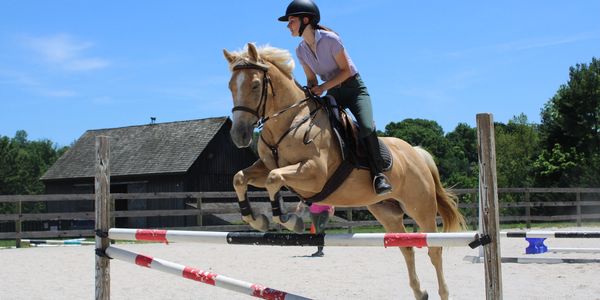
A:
[92,96,114,105]
[445,33,600,59]
[40,88,77,98]
[0,69,76,98]
[494,33,600,52]
[23,34,110,71]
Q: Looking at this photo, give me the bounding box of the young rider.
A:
[279,0,392,195]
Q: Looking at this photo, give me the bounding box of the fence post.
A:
[196,196,203,228]
[477,113,503,300]
[95,136,110,300]
[16,200,22,248]
[576,192,581,227]
[525,191,531,229]
[346,208,353,233]
[471,192,478,230]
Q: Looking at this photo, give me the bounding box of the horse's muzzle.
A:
[230,123,253,148]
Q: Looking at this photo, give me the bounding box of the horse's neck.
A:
[261,76,309,140]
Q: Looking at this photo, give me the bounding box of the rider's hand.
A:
[310,84,325,96]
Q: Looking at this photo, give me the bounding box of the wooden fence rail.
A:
[1,188,600,245]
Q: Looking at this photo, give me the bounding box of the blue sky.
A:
[1,1,599,147]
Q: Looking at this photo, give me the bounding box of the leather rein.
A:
[230,61,322,167]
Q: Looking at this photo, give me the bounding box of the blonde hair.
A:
[229,45,295,79]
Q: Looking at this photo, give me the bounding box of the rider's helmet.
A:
[278,0,320,28]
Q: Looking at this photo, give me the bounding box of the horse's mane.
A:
[228,44,295,79]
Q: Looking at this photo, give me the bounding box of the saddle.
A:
[303,95,393,203]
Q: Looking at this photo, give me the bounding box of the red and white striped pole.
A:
[108,228,481,248]
[105,246,310,300]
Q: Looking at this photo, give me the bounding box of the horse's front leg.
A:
[233,159,270,232]
[265,161,325,233]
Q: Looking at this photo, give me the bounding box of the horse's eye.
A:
[251,81,260,90]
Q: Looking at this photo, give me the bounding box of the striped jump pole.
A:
[465,255,600,264]
[105,246,310,300]
[107,228,483,248]
[501,231,600,239]
[23,239,95,246]
[548,247,600,254]
[500,231,600,255]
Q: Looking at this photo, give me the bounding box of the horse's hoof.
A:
[277,214,304,233]
[249,214,269,232]
[420,291,428,300]
[290,214,305,233]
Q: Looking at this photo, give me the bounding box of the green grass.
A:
[0,240,16,248]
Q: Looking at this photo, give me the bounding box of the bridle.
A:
[230,62,274,128]
[229,60,322,167]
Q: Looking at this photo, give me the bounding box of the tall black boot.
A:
[311,246,324,257]
[363,132,392,195]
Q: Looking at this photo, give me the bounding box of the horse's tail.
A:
[414,146,466,232]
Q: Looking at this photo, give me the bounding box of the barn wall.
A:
[39,119,257,230]
[185,121,257,193]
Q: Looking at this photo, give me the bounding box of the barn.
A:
[40,117,258,229]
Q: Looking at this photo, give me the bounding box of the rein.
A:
[230,61,322,167]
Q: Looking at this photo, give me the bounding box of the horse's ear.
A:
[223,49,236,64]
[247,43,260,62]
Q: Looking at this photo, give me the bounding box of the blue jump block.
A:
[525,237,548,254]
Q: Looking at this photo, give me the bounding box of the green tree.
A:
[538,57,600,186]
[0,131,68,195]
[444,123,478,188]
[495,114,540,188]
[383,118,448,158]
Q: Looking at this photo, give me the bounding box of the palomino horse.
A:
[223,43,465,300]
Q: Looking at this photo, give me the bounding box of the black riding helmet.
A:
[278,0,320,36]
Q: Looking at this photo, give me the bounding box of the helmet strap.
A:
[298,15,311,37]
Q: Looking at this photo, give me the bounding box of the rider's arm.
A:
[320,49,352,91]
[300,61,318,88]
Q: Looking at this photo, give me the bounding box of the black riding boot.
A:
[363,132,392,195]
[311,246,324,257]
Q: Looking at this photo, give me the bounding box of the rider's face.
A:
[287,16,301,37]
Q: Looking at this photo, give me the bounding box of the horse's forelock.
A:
[229,45,295,79]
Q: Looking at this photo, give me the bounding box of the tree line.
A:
[1,57,598,198]
[381,57,600,190]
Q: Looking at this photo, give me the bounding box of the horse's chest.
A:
[258,134,314,169]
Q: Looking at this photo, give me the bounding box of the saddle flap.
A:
[324,95,392,171]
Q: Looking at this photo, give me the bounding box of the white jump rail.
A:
[106,246,310,300]
[500,231,600,239]
[108,228,482,248]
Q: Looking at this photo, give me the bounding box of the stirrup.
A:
[373,174,392,195]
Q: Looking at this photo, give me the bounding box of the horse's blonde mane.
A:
[229,44,295,79]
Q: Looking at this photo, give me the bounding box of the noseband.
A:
[230,62,275,127]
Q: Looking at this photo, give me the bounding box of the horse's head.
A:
[223,43,296,148]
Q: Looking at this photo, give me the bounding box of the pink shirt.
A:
[309,203,333,214]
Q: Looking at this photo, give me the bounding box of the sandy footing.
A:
[1,226,599,299]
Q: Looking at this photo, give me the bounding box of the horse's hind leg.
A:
[413,211,449,300]
[367,201,428,300]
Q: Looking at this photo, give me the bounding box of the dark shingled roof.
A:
[41,117,230,180]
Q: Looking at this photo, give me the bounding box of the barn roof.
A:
[41,117,231,180]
